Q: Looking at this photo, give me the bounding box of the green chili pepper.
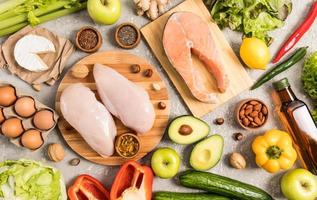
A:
[251,47,308,90]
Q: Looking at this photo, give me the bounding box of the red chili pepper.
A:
[272,1,317,63]
[110,160,153,200]
[68,174,110,200]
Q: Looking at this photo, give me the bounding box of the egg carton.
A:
[0,83,59,151]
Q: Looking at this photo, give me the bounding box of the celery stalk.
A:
[0,11,17,21]
[0,0,71,30]
[0,22,28,37]
[0,2,87,37]
[0,0,25,15]
[37,2,87,23]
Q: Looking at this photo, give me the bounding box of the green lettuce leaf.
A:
[210,0,292,44]
[302,52,317,100]
[243,11,284,43]
[0,160,66,200]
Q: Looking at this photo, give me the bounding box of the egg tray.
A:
[0,83,59,150]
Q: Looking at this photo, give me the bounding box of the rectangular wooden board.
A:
[141,0,253,117]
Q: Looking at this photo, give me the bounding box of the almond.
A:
[262,106,268,115]
[250,111,259,118]
[254,117,262,125]
[242,118,250,126]
[249,101,259,105]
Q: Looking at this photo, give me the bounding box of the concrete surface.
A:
[0,0,316,199]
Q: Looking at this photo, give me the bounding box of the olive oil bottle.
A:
[273,78,317,175]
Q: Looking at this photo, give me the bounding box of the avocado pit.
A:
[178,124,193,135]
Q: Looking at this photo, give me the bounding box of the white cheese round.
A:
[14,34,56,72]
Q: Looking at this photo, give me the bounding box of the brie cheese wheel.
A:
[14,34,55,72]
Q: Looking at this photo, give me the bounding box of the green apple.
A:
[281,168,317,200]
[87,0,121,25]
[151,147,181,179]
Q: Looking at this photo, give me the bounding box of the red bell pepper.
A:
[110,161,153,200]
[68,174,110,200]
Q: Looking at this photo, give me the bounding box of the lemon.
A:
[240,37,271,70]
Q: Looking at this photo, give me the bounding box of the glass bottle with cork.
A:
[273,78,317,175]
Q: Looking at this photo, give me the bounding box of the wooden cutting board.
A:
[55,51,170,166]
[141,0,253,117]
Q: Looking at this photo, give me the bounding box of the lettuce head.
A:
[302,52,317,100]
[0,160,67,200]
[210,0,292,44]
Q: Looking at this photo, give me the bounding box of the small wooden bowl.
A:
[115,23,141,49]
[75,26,102,53]
[235,98,269,130]
[115,133,141,158]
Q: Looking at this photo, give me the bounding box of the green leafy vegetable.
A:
[301,52,317,124]
[209,0,292,44]
[302,52,317,100]
[0,160,67,200]
[0,0,87,37]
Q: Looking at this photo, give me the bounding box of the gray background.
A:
[0,0,316,199]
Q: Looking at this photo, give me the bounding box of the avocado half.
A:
[190,135,224,171]
[168,115,210,145]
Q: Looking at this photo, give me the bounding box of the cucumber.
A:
[179,171,273,200]
[154,192,230,200]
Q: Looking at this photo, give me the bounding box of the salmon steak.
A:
[163,11,229,103]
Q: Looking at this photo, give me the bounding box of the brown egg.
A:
[21,129,43,150]
[14,96,36,118]
[0,85,17,107]
[0,108,5,124]
[1,118,24,138]
[33,109,55,130]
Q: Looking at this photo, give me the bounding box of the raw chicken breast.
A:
[60,83,117,157]
[93,64,155,134]
[163,12,229,103]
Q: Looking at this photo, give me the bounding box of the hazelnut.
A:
[130,64,141,73]
[178,124,193,135]
[158,102,166,110]
[71,65,89,79]
[47,143,65,162]
[144,69,153,77]
[215,118,224,125]
[233,132,244,141]
[229,152,246,169]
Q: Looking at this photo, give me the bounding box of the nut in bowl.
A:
[115,133,141,159]
[236,99,269,130]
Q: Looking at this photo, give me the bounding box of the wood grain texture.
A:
[141,0,253,117]
[55,51,170,165]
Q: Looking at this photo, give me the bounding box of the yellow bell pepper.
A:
[252,129,297,173]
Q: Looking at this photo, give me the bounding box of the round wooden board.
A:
[55,51,170,165]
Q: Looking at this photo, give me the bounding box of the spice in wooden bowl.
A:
[76,26,102,53]
[115,23,141,49]
[115,133,140,158]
